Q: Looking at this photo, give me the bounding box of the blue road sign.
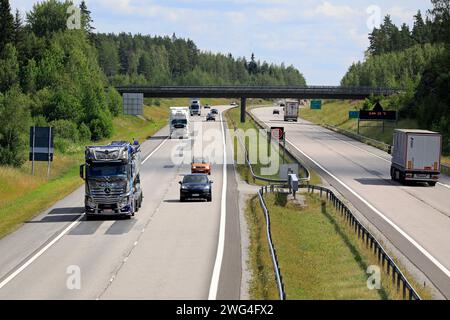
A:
[310,100,322,110]
[349,111,359,119]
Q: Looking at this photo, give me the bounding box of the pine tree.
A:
[0,0,14,51]
[13,9,24,47]
[79,0,95,34]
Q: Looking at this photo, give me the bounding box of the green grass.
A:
[300,100,450,167]
[0,101,173,239]
[247,191,432,300]
[224,107,297,186]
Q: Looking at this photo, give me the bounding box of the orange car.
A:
[191,157,211,175]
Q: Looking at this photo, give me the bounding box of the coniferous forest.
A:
[0,0,306,167]
[341,0,449,152]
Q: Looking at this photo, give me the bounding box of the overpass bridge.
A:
[115,85,401,122]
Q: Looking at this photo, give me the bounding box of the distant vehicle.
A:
[206,113,216,121]
[191,157,212,175]
[273,109,280,115]
[169,107,190,139]
[284,101,299,122]
[390,129,441,186]
[211,108,219,115]
[190,99,201,116]
[204,104,211,109]
[230,102,237,106]
[179,174,213,202]
[80,141,143,220]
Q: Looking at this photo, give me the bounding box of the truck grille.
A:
[90,186,125,204]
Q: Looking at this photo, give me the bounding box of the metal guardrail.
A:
[232,107,422,300]
[229,113,310,184]
[323,124,391,153]
[258,186,286,300]
[260,184,422,301]
[303,184,421,300]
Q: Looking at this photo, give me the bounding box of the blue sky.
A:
[11,0,432,85]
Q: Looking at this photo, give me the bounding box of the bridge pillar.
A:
[240,97,246,123]
[123,93,143,115]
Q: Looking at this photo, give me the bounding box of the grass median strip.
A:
[247,191,432,300]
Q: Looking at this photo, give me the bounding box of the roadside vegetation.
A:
[247,191,432,300]
[224,106,298,185]
[340,1,449,157]
[0,101,169,238]
[300,100,450,166]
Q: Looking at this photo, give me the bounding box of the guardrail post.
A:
[240,98,246,123]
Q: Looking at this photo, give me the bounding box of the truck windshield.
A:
[88,164,127,177]
[172,119,187,125]
[190,105,199,110]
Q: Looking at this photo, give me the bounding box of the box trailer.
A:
[390,129,441,186]
[284,101,299,122]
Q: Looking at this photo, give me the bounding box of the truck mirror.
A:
[388,146,392,155]
[80,164,85,180]
[210,181,214,184]
[178,181,182,185]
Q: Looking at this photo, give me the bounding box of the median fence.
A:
[230,108,422,300]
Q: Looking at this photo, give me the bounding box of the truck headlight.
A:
[86,196,95,208]
[120,196,129,207]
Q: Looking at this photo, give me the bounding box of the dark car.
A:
[204,104,211,109]
[211,108,219,115]
[273,109,280,115]
[179,174,213,202]
[206,113,216,121]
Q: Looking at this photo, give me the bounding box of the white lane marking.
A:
[0,137,168,290]
[306,119,450,190]
[208,110,228,300]
[285,137,450,278]
[0,215,83,289]
[255,111,450,278]
[142,138,169,164]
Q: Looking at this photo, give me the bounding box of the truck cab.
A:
[170,107,190,139]
[190,99,201,116]
[80,141,143,219]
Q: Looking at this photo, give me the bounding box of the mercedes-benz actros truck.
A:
[80,141,143,219]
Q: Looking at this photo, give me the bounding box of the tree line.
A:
[94,33,306,86]
[341,0,450,153]
[0,0,306,167]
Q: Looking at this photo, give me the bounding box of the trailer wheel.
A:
[390,167,396,181]
[428,182,437,187]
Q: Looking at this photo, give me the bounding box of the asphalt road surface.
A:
[252,107,450,299]
[0,106,240,300]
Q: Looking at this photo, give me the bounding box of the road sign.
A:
[359,110,397,121]
[349,111,359,119]
[270,127,285,141]
[29,126,54,176]
[310,100,322,110]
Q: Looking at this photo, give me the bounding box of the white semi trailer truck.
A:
[284,101,299,122]
[390,129,442,186]
[170,107,190,139]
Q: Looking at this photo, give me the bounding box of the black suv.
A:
[179,174,213,202]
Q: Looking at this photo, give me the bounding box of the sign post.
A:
[271,127,286,164]
[29,127,54,177]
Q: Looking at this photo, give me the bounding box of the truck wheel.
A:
[180,196,186,202]
[390,167,396,181]
[134,200,139,213]
[429,182,437,187]
[85,214,94,221]
[207,196,212,202]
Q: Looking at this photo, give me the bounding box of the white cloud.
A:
[311,1,361,19]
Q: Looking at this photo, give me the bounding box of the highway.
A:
[251,107,450,299]
[0,106,241,300]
